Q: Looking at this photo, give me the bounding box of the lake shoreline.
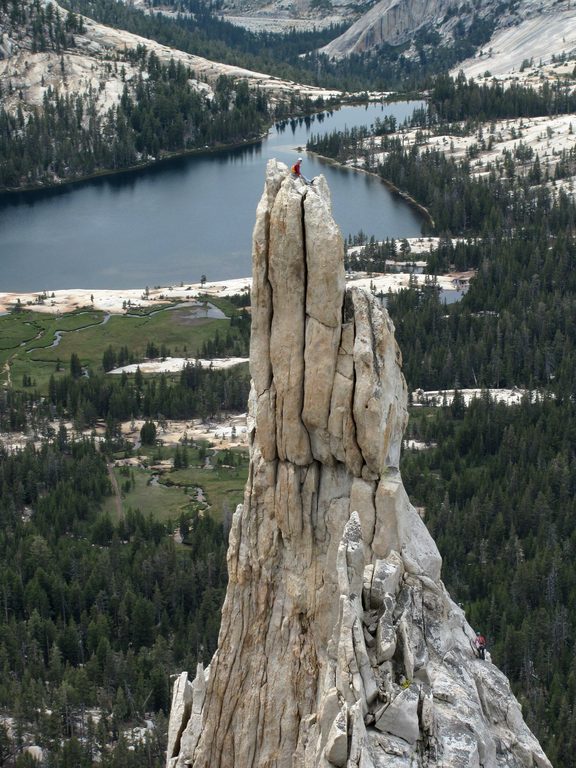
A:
[1,101,425,292]
[307,150,434,228]
[0,258,470,315]
[0,95,414,197]
[0,132,272,197]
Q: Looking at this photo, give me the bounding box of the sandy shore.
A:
[0,278,252,315]
[0,242,470,316]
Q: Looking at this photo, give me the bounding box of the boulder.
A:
[166,671,193,764]
[374,687,420,745]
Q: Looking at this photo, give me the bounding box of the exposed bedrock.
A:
[320,0,454,59]
[167,160,551,768]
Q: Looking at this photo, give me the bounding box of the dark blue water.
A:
[0,102,424,291]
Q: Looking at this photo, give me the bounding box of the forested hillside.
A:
[0,0,523,193]
[0,0,337,191]
[0,438,228,767]
[61,0,497,90]
[0,0,85,52]
[0,48,271,189]
[61,0,345,85]
[0,304,251,764]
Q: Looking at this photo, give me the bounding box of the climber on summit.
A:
[291,157,311,185]
[474,631,487,660]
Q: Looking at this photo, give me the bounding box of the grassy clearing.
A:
[168,464,247,523]
[0,305,232,393]
[0,313,45,350]
[28,311,227,367]
[8,358,67,393]
[102,447,249,527]
[103,464,194,523]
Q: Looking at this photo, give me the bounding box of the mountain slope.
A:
[0,0,338,119]
[320,0,574,65]
[455,6,576,79]
[321,0,454,58]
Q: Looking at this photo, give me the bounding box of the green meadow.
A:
[0,297,250,528]
[103,445,249,526]
[0,298,240,394]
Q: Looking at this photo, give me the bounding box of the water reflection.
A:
[0,101,424,291]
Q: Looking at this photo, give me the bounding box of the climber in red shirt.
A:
[474,631,487,660]
[291,157,310,185]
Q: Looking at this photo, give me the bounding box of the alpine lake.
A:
[0,101,425,292]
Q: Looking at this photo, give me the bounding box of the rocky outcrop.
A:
[0,0,340,121]
[319,0,568,60]
[167,159,551,768]
[320,0,453,58]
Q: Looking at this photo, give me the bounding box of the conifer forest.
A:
[1,1,576,765]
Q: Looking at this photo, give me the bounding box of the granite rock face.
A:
[319,0,546,60]
[167,160,551,768]
[320,0,454,58]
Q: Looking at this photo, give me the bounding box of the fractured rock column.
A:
[268,172,313,465]
[167,160,552,768]
[184,160,352,768]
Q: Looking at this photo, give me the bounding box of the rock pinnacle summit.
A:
[167,160,551,768]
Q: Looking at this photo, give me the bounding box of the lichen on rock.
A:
[166,159,551,768]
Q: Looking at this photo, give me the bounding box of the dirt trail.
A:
[107,463,124,519]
